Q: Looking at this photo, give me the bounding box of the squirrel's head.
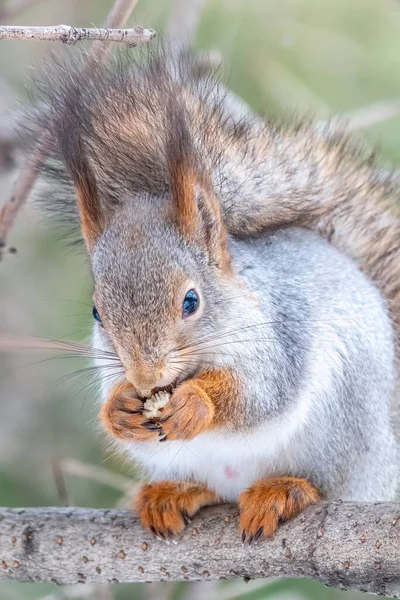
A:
[64,113,235,398]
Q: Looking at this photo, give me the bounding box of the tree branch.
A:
[0,503,399,595]
[0,0,151,261]
[0,24,155,45]
[167,0,206,53]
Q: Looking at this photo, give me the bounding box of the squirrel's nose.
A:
[125,368,152,398]
[136,386,153,398]
[126,367,173,399]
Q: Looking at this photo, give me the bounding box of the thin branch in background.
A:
[167,0,207,54]
[166,0,221,84]
[343,99,400,131]
[0,24,155,45]
[316,99,400,134]
[59,457,139,495]
[0,0,151,261]
[0,78,23,173]
[0,142,47,257]
[52,458,71,507]
[0,0,42,22]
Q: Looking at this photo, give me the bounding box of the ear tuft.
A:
[60,130,103,250]
[166,99,231,272]
[166,99,198,237]
[197,181,232,272]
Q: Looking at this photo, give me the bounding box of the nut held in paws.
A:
[142,391,171,419]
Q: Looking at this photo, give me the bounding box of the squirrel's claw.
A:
[142,421,162,432]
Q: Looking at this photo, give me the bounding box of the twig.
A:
[59,458,139,495]
[101,0,140,31]
[0,24,155,45]
[0,143,48,256]
[166,0,220,81]
[0,0,42,22]
[0,503,399,595]
[52,458,71,507]
[0,0,151,261]
[167,0,207,54]
[343,100,400,131]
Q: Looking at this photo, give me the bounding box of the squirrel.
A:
[28,48,399,540]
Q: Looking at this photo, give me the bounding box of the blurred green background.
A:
[1,0,400,598]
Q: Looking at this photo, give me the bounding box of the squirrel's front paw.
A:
[239,477,322,543]
[158,380,215,441]
[100,381,161,442]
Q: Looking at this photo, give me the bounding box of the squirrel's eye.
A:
[92,306,102,324]
[182,289,199,318]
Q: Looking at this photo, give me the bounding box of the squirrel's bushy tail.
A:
[217,119,400,351]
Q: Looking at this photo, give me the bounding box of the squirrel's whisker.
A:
[48,364,124,391]
[175,316,358,354]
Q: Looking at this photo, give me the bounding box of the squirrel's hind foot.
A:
[239,477,322,543]
[135,481,220,538]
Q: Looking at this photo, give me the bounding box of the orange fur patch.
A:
[193,369,242,426]
[64,138,104,250]
[159,368,240,440]
[135,481,220,537]
[239,477,322,542]
[99,380,159,442]
[169,161,198,238]
[159,380,215,440]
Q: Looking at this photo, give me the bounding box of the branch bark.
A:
[0,0,150,260]
[0,503,399,596]
[0,25,155,45]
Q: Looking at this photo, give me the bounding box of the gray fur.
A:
[230,229,397,500]
[94,210,398,501]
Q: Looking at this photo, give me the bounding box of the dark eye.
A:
[182,289,199,318]
[92,306,102,324]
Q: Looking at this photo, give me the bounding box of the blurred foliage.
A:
[1,0,400,598]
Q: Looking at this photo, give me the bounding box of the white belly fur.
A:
[122,388,314,502]
[95,327,335,502]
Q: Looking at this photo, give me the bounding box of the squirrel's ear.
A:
[168,157,231,271]
[197,179,232,272]
[169,154,198,239]
[167,105,231,272]
[61,134,105,251]
[167,104,198,238]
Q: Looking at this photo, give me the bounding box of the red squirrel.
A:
[28,48,399,540]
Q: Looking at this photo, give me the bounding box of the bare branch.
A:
[0,143,48,255]
[343,100,400,131]
[52,459,72,507]
[167,0,207,54]
[102,0,140,30]
[0,503,399,595]
[0,24,154,45]
[59,458,140,495]
[0,0,151,261]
